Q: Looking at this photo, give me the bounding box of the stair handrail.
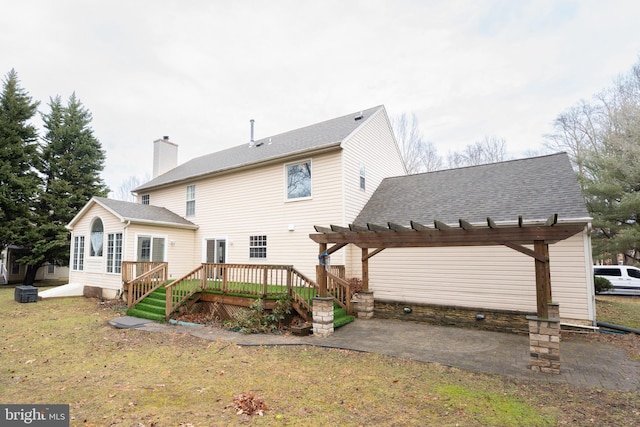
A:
[126,263,168,308]
[287,266,319,321]
[325,269,353,315]
[122,261,166,285]
[165,265,205,319]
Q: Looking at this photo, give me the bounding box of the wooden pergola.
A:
[310,214,588,318]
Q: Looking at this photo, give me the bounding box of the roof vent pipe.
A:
[250,119,255,143]
[163,135,169,140]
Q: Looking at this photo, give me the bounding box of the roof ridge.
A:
[135,105,386,191]
[386,152,569,180]
[251,105,383,144]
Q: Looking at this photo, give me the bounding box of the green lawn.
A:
[1,288,639,425]
[596,296,640,330]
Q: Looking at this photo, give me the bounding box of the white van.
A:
[593,265,640,295]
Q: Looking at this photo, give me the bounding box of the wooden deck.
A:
[123,262,351,322]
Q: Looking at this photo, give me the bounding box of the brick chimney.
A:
[152,136,178,178]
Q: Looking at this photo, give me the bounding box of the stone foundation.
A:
[312,297,334,337]
[527,303,561,374]
[374,300,531,334]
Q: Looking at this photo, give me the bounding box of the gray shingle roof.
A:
[135,105,385,191]
[354,153,590,227]
[93,197,197,228]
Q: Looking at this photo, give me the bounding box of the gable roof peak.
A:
[135,105,385,192]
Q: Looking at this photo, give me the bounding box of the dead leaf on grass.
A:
[232,391,268,416]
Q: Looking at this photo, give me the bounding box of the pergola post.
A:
[361,247,369,291]
[528,240,560,374]
[317,243,327,297]
[534,240,551,318]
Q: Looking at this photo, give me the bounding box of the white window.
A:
[249,235,267,259]
[141,194,150,205]
[286,160,311,200]
[186,184,195,216]
[47,264,55,274]
[73,236,85,271]
[106,233,123,273]
[137,236,166,262]
[90,218,104,256]
[359,163,366,190]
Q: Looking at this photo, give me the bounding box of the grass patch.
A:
[1,289,639,425]
[596,296,640,330]
[435,384,555,426]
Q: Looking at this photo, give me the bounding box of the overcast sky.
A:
[3,0,640,195]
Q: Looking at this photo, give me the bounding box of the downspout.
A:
[582,223,596,326]
[121,220,131,299]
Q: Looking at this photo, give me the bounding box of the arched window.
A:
[90,218,104,257]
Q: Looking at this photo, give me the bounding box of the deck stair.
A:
[126,285,355,329]
[126,286,167,321]
[332,303,355,329]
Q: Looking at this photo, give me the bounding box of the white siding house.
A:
[65,106,405,298]
[62,106,595,328]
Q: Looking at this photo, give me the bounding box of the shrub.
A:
[347,277,364,298]
[594,276,613,293]
[224,295,291,334]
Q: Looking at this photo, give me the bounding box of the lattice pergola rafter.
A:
[310,214,588,318]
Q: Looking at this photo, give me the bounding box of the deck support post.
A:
[312,296,334,337]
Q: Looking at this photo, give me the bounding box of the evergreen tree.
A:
[0,69,40,262]
[579,60,640,263]
[24,93,110,284]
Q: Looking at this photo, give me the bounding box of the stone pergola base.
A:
[527,303,561,374]
[312,297,334,337]
[356,291,374,319]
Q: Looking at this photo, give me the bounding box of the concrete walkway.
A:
[109,316,640,391]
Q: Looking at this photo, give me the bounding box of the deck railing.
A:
[122,261,167,284]
[165,263,320,320]
[164,265,205,317]
[124,262,168,308]
[201,263,291,296]
[329,264,345,279]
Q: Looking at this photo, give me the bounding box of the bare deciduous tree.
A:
[446,136,508,168]
[391,113,443,174]
[543,100,603,176]
[111,175,149,202]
